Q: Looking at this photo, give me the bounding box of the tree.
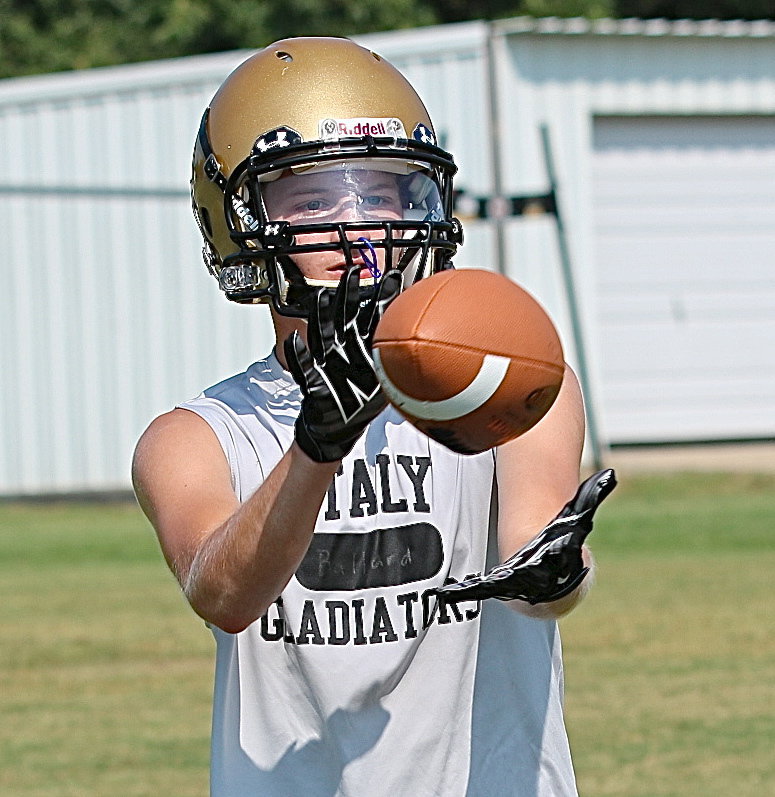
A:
[0,0,270,77]
[615,1,773,20]
[265,0,436,41]
[0,0,435,78]
[1,0,771,80]
[430,0,614,23]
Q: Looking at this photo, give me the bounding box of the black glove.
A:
[436,468,617,605]
[285,267,402,463]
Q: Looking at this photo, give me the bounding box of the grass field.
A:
[1,471,773,796]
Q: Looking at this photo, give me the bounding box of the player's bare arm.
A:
[437,365,616,618]
[495,365,591,617]
[496,366,586,547]
[132,267,398,633]
[132,408,338,633]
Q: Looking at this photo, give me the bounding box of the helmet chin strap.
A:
[394,227,431,285]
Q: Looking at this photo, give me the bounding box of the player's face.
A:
[262,168,404,282]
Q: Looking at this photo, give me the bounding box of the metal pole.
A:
[485,23,506,274]
[540,124,606,470]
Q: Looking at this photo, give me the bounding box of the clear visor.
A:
[259,159,444,225]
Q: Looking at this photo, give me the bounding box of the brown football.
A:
[372,269,565,454]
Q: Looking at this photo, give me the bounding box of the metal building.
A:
[2,17,774,495]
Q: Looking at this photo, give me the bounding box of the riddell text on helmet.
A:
[319,117,407,140]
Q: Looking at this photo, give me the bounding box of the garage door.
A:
[592,115,775,444]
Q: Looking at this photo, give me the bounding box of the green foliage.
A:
[0,0,623,80]
[4,0,772,80]
[0,0,434,78]
[0,0,268,77]
[264,0,437,41]
[427,0,613,23]
[2,0,775,80]
[507,0,615,20]
[614,1,774,20]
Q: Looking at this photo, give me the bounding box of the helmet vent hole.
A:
[276,51,293,63]
[371,52,381,62]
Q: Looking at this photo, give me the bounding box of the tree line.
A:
[1,0,772,79]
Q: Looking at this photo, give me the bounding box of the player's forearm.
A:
[183,443,339,633]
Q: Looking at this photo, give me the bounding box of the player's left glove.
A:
[436,468,617,605]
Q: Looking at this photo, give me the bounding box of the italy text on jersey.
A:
[258,452,483,646]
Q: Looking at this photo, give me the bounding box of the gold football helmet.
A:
[191,37,461,316]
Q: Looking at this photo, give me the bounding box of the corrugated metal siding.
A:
[592,115,775,441]
[0,28,505,495]
[365,26,591,384]
[490,23,775,446]
[0,54,274,494]
[2,19,775,493]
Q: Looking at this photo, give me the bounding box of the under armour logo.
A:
[412,123,436,146]
[261,221,291,246]
[252,126,302,155]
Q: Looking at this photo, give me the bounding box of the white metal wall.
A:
[491,18,775,446]
[0,52,273,494]
[0,26,495,496]
[592,115,775,442]
[2,18,775,495]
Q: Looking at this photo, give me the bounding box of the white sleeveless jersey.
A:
[179,352,578,797]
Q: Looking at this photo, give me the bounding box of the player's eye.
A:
[361,195,398,209]
[286,198,332,218]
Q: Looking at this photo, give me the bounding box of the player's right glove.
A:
[436,468,617,605]
[285,266,402,463]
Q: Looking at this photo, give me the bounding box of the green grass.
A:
[1,472,774,796]
[562,471,775,796]
[0,503,213,796]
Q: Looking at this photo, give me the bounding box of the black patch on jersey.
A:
[295,523,443,591]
